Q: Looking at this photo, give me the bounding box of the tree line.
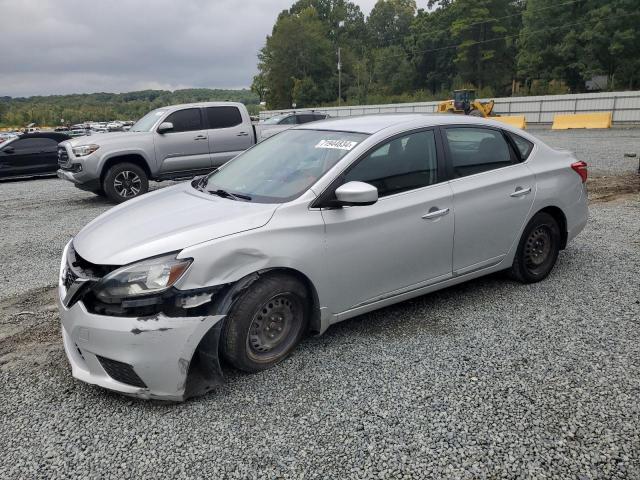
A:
[0,89,259,127]
[253,0,640,109]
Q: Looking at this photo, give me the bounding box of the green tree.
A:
[287,0,368,105]
[517,0,589,92]
[578,0,640,90]
[370,45,415,95]
[257,7,334,108]
[408,3,457,94]
[367,0,417,48]
[450,0,521,94]
[251,73,268,102]
[0,89,259,127]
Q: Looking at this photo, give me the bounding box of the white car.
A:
[256,112,329,141]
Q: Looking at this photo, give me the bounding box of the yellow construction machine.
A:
[437,89,495,117]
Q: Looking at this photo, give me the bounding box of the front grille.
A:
[96,356,147,388]
[63,268,78,290]
[58,147,69,167]
[68,244,117,279]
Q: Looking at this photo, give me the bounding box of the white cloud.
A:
[0,0,423,97]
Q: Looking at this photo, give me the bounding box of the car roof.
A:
[294,113,519,135]
[162,101,245,112]
[19,132,71,140]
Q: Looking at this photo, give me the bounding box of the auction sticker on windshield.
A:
[315,139,358,150]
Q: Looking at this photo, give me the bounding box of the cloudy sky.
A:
[0,0,430,98]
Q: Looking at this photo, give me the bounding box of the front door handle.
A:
[237,132,249,137]
[422,207,450,220]
[194,135,207,140]
[510,186,532,197]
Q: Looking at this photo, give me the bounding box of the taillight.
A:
[571,161,588,183]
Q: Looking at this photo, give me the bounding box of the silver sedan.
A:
[57,114,588,400]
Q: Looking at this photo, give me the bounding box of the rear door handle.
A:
[194,135,207,140]
[422,207,450,220]
[237,132,249,137]
[510,186,532,197]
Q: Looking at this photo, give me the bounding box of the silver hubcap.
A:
[114,170,141,198]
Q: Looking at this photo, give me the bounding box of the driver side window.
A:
[344,130,439,197]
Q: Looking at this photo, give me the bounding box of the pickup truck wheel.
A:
[221,273,308,373]
[103,163,148,203]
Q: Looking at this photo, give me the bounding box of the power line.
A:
[381,0,587,48]
[375,11,635,61]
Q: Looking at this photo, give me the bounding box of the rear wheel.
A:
[509,212,561,283]
[103,162,149,203]
[221,273,308,372]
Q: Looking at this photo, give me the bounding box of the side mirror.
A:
[157,122,174,134]
[3,146,15,154]
[334,181,378,206]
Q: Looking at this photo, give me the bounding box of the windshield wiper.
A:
[207,188,252,201]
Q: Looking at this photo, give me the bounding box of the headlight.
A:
[72,144,99,157]
[93,253,192,302]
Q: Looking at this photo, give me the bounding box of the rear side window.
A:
[279,115,296,125]
[10,138,58,151]
[164,108,202,132]
[206,106,242,129]
[444,127,515,178]
[345,130,438,197]
[296,114,316,124]
[507,132,534,160]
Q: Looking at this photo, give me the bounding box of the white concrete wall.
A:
[259,90,640,124]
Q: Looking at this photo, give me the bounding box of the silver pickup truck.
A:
[57,102,256,202]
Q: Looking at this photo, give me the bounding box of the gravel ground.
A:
[0,129,639,479]
[531,127,640,174]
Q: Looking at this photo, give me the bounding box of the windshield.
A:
[201,129,368,203]
[130,109,167,132]
[0,137,18,147]
[263,114,290,125]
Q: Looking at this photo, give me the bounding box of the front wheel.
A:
[221,273,309,372]
[103,162,149,203]
[509,212,561,283]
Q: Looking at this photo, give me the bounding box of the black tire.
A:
[102,162,149,203]
[91,188,106,197]
[468,109,484,117]
[509,212,561,283]
[221,273,309,372]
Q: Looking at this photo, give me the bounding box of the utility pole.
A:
[337,47,342,107]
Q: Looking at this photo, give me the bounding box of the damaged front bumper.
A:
[57,242,226,401]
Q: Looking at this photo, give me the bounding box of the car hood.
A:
[63,131,150,147]
[73,183,279,266]
[255,124,291,141]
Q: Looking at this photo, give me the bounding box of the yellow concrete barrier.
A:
[492,115,526,129]
[551,112,612,130]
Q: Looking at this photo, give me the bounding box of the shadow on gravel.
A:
[311,271,506,343]
[0,174,58,183]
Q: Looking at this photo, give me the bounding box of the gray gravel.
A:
[532,127,640,174]
[1,129,639,479]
